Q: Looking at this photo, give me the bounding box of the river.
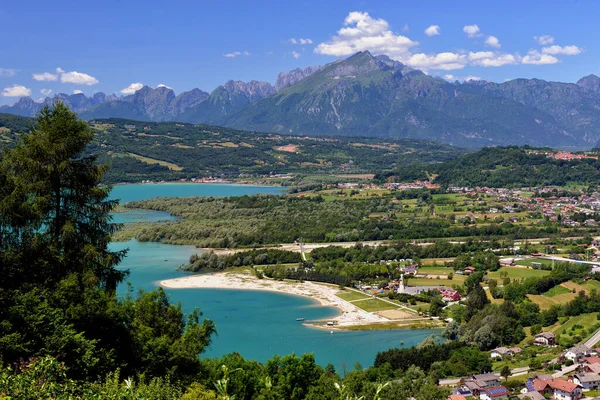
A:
[110,183,436,370]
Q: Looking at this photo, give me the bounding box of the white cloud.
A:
[424,25,440,37]
[542,45,582,56]
[120,82,144,94]
[443,74,456,81]
[405,52,468,70]
[73,89,83,94]
[223,51,250,58]
[534,35,554,45]
[60,70,99,85]
[0,68,17,77]
[522,50,559,65]
[56,67,64,74]
[463,25,482,37]
[315,11,418,58]
[40,88,52,96]
[157,84,172,89]
[402,24,410,32]
[465,76,482,81]
[468,51,518,67]
[2,85,31,97]
[485,36,501,48]
[33,72,58,81]
[289,38,313,44]
[291,51,301,59]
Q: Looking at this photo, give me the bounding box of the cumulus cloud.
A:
[485,36,501,48]
[2,85,31,97]
[314,11,418,58]
[40,88,52,96]
[522,50,559,65]
[424,25,440,37]
[32,68,98,85]
[406,52,468,70]
[120,82,144,94]
[157,84,172,89]
[315,11,581,71]
[0,68,17,77]
[534,35,554,45]
[60,70,99,85]
[73,89,83,94]
[291,51,301,59]
[443,74,456,81]
[463,25,482,37]
[465,76,482,81]
[542,45,582,55]
[33,72,58,81]
[469,51,518,67]
[223,51,250,58]
[289,38,313,44]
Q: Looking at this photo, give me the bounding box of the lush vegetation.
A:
[0,114,467,184]
[117,195,579,248]
[379,146,600,187]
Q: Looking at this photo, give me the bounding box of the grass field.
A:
[544,285,571,297]
[417,266,454,275]
[127,153,183,171]
[516,258,555,267]
[407,276,465,286]
[487,267,551,280]
[352,298,399,312]
[336,291,371,302]
[420,258,455,266]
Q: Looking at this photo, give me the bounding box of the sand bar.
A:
[160,270,397,327]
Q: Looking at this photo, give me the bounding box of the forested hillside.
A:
[0,113,467,183]
[381,147,600,187]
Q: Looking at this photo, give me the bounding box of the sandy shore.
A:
[160,270,396,327]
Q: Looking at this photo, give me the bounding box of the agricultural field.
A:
[336,290,372,302]
[487,266,551,280]
[351,298,399,312]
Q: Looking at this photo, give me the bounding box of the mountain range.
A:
[3,51,600,148]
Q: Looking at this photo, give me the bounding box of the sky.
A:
[1,0,599,105]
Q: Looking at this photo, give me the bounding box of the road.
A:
[585,326,600,348]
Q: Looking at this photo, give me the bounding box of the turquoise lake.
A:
[110,183,436,370]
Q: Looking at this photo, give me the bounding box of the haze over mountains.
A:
[3,51,600,148]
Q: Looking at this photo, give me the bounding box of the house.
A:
[438,287,462,301]
[490,347,513,360]
[499,258,515,266]
[510,347,522,355]
[517,392,545,400]
[529,378,582,400]
[534,331,556,346]
[479,386,509,400]
[572,372,600,389]
[565,345,591,362]
[464,266,476,275]
[466,373,501,389]
[447,396,467,400]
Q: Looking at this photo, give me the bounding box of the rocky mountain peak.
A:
[275,65,322,90]
[577,74,600,93]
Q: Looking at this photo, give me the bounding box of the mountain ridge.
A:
[2,52,600,148]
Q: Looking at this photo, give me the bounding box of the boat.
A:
[296,318,304,321]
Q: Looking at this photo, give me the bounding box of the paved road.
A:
[553,363,579,378]
[585,326,600,348]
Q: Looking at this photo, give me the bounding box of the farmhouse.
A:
[533,331,556,346]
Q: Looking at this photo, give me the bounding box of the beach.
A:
[160,270,432,329]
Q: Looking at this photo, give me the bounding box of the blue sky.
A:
[1,0,598,104]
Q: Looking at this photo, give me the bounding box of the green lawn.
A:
[353,298,399,312]
[488,267,551,280]
[516,258,555,267]
[407,277,464,286]
[336,291,371,302]
[418,266,454,275]
[544,285,571,297]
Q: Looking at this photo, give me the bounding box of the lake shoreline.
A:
[112,181,287,189]
[160,270,439,331]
